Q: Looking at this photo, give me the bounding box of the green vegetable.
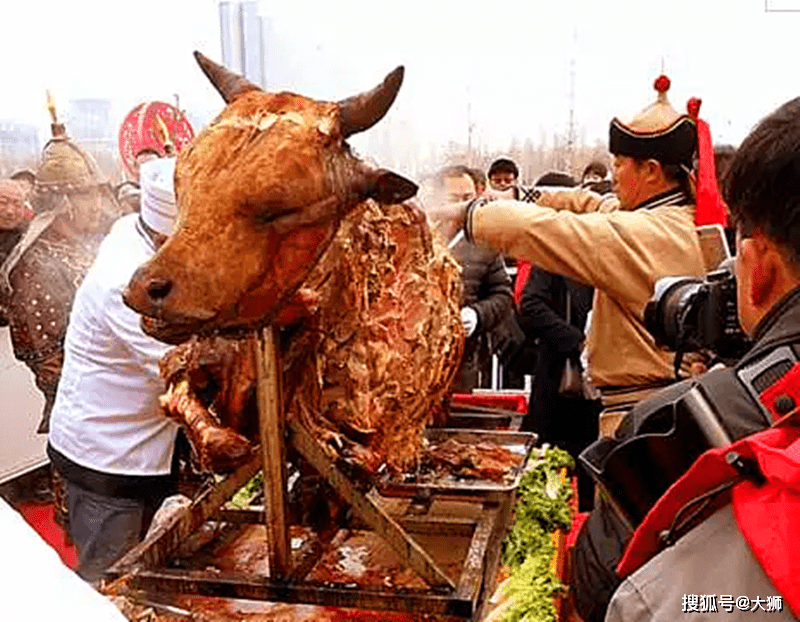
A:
[498,446,574,622]
[230,471,263,508]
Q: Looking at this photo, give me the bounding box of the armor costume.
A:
[3,102,124,433]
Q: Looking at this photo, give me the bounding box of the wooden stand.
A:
[108,327,514,620]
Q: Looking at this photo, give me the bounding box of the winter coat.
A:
[467,187,705,404]
[577,287,800,622]
[520,266,594,443]
[606,505,794,621]
[450,236,513,391]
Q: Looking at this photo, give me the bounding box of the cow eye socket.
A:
[254,205,299,225]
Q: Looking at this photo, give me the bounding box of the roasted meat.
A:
[158,200,463,476]
[425,438,524,483]
[158,335,258,472]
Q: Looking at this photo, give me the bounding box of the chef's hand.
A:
[461,306,478,337]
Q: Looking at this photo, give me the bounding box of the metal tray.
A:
[446,405,524,430]
[377,429,537,500]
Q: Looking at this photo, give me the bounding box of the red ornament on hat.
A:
[654,75,671,94]
[686,98,729,227]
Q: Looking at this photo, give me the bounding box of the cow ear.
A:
[364,170,418,204]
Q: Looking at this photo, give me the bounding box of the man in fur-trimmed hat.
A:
[431,75,718,622]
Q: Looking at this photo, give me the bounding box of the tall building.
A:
[219,1,265,88]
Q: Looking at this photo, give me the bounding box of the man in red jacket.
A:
[605,96,800,621]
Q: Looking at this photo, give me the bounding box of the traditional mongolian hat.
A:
[34,93,108,198]
[118,102,195,180]
[609,75,697,166]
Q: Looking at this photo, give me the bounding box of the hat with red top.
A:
[609,75,697,166]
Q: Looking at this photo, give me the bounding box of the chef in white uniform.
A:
[47,157,181,582]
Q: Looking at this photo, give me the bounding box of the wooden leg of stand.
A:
[256,326,291,579]
[288,417,456,589]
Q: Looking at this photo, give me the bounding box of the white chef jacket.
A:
[49,213,178,476]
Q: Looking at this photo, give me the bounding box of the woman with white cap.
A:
[46,157,182,583]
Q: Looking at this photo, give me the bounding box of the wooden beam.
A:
[255,326,291,579]
[107,452,262,577]
[455,506,497,602]
[287,417,456,589]
[220,506,477,539]
[129,568,473,618]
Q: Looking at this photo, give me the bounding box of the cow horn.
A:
[337,66,404,138]
[194,51,262,104]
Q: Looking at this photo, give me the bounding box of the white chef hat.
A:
[139,157,177,235]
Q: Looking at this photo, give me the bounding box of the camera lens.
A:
[644,277,704,350]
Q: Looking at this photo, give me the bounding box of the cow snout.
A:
[147,278,173,301]
[124,264,171,317]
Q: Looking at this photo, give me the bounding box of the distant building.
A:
[0,121,39,177]
[219,1,265,88]
[67,99,118,181]
[68,99,113,141]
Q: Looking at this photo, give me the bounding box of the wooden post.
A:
[288,416,456,589]
[255,326,291,579]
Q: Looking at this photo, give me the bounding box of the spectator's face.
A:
[444,173,476,204]
[612,155,652,209]
[489,171,517,192]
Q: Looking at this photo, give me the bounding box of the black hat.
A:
[609,75,697,166]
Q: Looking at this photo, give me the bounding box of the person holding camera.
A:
[598,96,800,622]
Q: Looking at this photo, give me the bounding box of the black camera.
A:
[644,263,751,365]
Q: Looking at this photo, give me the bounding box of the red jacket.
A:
[618,423,800,617]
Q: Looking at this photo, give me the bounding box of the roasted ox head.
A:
[124,52,417,337]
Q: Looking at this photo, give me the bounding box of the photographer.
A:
[601,97,800,620]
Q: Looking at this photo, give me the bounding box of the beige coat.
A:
[470,189,705,392]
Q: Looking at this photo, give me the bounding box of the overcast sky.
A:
[3,0,800,175]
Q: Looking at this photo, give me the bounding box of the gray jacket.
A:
[605,505,794,621]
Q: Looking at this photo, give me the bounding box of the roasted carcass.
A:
[157,199,463,476]
[159,334,258,473]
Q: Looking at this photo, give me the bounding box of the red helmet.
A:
[118,101,195,179]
